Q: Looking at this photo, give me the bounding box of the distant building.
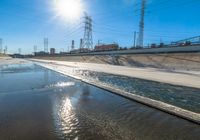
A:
[79,48,90,53]
[95,44,119,51]
[11,54,24,58]
[70,48,90,54]
[34,51,48,56]
[50,48,56,55]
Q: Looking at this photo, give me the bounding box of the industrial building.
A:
[94,44,119,51]
[50,48,56,55]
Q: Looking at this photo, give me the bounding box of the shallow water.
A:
[76,70,200,113]
[0,63,199,140]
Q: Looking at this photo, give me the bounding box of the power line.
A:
[68,27,83,37]
[146,0,200,14]
[44,38,49,53]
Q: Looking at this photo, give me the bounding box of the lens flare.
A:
[54,0,84,21]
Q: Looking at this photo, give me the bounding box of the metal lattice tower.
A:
[138,0,146,48]
[34,45,37,54]
[4,46,7,54]
[44,38,49,53]
[0,38,2,54]
[18,48,21,54]
[71,40,75,50]
[82,13,93,50]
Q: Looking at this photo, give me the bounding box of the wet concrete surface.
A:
[0,63,199,140]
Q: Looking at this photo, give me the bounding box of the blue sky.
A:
[0,0,200,54]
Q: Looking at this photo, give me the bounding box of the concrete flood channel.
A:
[0,63,199,140]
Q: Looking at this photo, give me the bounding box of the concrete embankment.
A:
[34,52,200,71]
[32,60,200,125]
[31,59,200,89]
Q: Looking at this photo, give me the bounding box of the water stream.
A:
[0,63,199,140]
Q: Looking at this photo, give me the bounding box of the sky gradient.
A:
[0,0,200,54]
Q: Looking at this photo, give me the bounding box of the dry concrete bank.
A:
[35,52,200,71]
[32,60,200,125]
[32,59,200,89]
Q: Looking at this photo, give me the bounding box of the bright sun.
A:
[54,0,84,21]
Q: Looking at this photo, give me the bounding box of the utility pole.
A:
[80,38,83,52]
[98,40,102,46]
[82,13,93,50]
[138,0,146,48]
[133,31,137,48]
[44,38,48,53]
[0,38,2,54]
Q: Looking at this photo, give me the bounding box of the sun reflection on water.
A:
[56,82,75,87]
[54,97,79,140]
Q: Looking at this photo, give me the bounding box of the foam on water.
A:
[47,82,75,88]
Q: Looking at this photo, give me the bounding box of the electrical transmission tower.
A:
[71,40,75,50]
[18,48,21,54]
[0,38,2,54]
[44,38,49,53]
[34,45,37,55]
[82,13,93,50]
[4,46,7,54]
[138,0,146,48]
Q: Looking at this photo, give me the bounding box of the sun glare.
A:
[54,0,84,21]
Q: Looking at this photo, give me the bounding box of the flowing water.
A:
[0,63,199,140]
[76,70,200,113]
